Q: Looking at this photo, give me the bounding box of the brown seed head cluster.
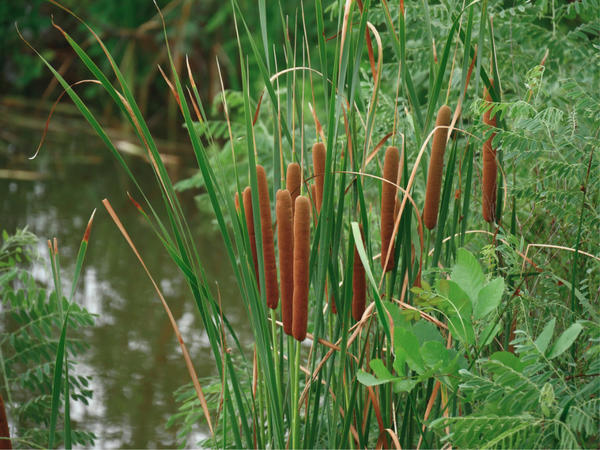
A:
[276,189,294,336]
[292,196,311,341]
[482,85,498,223]
[381,146,400,272]
[312,143,326,214]
[256,165,279,309]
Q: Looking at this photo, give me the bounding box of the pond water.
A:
[1,108,248,448]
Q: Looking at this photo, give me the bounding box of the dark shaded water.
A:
[1,111,247,448]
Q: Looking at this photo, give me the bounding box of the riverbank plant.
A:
[19,0,600,447]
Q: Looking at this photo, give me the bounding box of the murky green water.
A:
[1,113,248,448]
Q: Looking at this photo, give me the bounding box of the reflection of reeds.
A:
[312,143,326,214]
[424,105,452,230]
[256,165,279,309]
[286,162,302,216]
[482,85,497,223]
[292,196,310,342]
[242,187,259,284]
[276,189,294,336]
[381,146,400,272]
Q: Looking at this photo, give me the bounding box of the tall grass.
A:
[24,0,600,448]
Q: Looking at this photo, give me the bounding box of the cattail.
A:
[482,85,497,223]
[423,105,452,230]
[0,393,10,449]
[312,142,326,213]
[381,146,400,272]
[293,196,310,341]
[256,165,279,309]
[242,187,260,285]
[276,189,294,336]
[286,162,302,216]
[352,226,366,322]
[234,192,240,211]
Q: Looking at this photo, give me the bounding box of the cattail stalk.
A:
[312,143,326,214]
[482,85,497,223]
[424,105,452,230]
[292,196,310,341]
[256,165,279,309]
[276,190,294,336]
[381,146,400,272]
[242,187,259,285]
[352,226,366,322]
[286,162,302,216]
[0,394,10,449]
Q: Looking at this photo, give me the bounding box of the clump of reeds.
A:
[381,146,400,272]
[312,143,326,214]
[352,226,366,322]
[482,85,497,223]
[292,195,310,341]
[286,162,302,216]
[256,165,279,309]
[242,187,260,284]
[423,105,452,230]
[276,189,294,336]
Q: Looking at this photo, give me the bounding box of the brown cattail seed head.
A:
[256,165,279,309]
[312,142,326,214]
[482,86,497,223]
[381,146,400,272]
[423,105,452,230]
[0,393,10,449]
[352,226,366,322]
[242,187,259,285]
[286,162,302,216]
[276,189,294,336]
[292,196,310,341]
[234,192,240,212]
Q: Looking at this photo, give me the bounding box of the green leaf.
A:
[413,320,444,345]
[474,277,505,319]
[370,359,393,380]
[392,379,418,393]
[548,323,583,359]
[394,327,425,373]
[357,370,389,387]
[451,248,485,304]
[490,351,525,372]
[421,341,448,369]
[534,318,556,354]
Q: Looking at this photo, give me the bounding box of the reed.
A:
[256,165,279,309]
[292,195,310,342]
[482,85,497,223]
[276,189,294,336]
[423,105,452,230]
[312,143,326,214]
[352,226,366,322]
[381,146,400,272]
[242,186,259,284]
[286,162,302,216]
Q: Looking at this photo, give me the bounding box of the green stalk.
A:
[291,339,301,449]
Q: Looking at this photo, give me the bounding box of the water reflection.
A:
[1,121,248,448]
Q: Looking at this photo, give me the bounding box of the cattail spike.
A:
[312,143,326,214]
[381,146,400,272]
[293,196,311,341]
[352,226,366,322]
[256,165,279,309]
[286,162,302,216]
[482,85,498,223]
[423,105,452,230]
[242,187,260,286]
[276,190,294,336]
[0,393,11,449]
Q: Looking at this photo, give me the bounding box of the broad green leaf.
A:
[474,277,505,319]
[421,340,448,369]
[413,320,444,345]
[370,359,393,380]
[451,248,485,304]
[490,351,525,372]
[392,379,418,393]
[534,318,556,355]
[548,323,583,359]
[394,327,425,374]
[357,370,390,387]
